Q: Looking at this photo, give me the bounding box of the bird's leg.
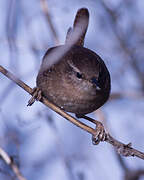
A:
[76,114,106,145]
[27,87,42,106]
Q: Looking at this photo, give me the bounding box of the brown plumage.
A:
[36,8,111,115]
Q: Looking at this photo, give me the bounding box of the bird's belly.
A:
[43,88,102,115]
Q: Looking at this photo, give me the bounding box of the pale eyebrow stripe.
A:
[67,61,81,73]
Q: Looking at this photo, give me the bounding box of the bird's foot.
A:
[92,121,106,145]
[27,87,42,106]
[76,114,106,145]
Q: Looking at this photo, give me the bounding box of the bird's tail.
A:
[65,8,89,46]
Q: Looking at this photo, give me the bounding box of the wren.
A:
[36,8,111,115]
[28,8,111,144]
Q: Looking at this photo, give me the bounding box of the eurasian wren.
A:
[36,8,111,116]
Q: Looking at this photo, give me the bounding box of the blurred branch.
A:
[6,0,19,71]
[100,0,144,91]
[0,147,26,180]
[124,169,144,180]
[110,92,144,100]
[116,154,144,180]
[0,65,144,160]
[40,0,59,45]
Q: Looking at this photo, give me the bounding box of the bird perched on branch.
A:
[28,8,111,144]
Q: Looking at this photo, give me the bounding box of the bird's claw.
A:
[27,87,42,106]
[92,121,106,145]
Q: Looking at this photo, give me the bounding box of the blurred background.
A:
[0,0,144,179]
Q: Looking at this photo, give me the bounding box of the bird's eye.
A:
[76,72,82,79]
[91,77,99,86]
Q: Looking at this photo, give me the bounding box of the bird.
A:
[28,8,111,144]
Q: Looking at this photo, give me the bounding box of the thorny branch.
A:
[0,65,144,160]
[0,147,26,180]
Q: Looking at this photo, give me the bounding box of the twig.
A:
[0,65,144,160]
[0,147,26,180]
[40,0,59,45]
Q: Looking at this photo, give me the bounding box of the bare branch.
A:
[0,65,144,160]
[0,147,26,180]
[40,0,59,45]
